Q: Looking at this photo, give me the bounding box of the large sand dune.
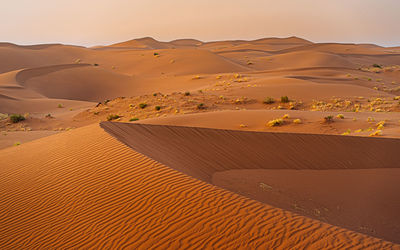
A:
[1,37,400,247]
[101,122,400,243]
[0,124,396,249]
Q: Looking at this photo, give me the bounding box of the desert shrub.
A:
[107,114,120,121]
[153,93,157,97]
[324,115,334,123]
[184,91,190,96]
[267,118,284,127]
[10,114,25,123]
[372,64,382,68]
[154,52,159,56]
[129,117,139,122]
[0,113,8,120]
[139,103,147,109]
[341,129,351,136]
[293,119,302,124]
[282,114,290,119]
[280,96,290,103]
[370,130,382,137]
[155,106,161,111]
[263,97,275,104]
[192,75,201,80]
[58,104,64,108]
[104,99,110,105]
[336,114,344,119]
[93,63,99,66]
[197,103,206,109]
[45,114,53,118]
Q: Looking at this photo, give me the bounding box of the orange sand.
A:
[0,124,396,249]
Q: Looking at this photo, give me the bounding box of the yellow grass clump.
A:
[267,118,284,127]
[293,119,302,124]
[336,114,345,119]
[341,129,351,136]
[369,130,382,137]
[282,114,290,119]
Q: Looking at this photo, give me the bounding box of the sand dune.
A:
[101,122,400,243]
[1,36,400,248]
[0,124,395,249]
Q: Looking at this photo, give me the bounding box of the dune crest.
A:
[0,124,396,248]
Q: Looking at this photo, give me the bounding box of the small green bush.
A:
[10,114,25,123]
[129,117,139,122]
[324,115,334,123]
[139,103,147,109]
[155,106,161,111]
[280,96,289,103]
[107,114,120,121]
[153,93,157,97]
[184,92,190,96]
[197,103,206,109]
[263,97,275,104]
[154,52,159,56]
[372,64,382,68]
[57,104,64,108]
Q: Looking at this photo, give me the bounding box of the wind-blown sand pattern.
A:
[1,36,400,248]
[0,124,396,249]
[101,122,400,243]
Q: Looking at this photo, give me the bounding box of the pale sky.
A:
[1,0,399,47]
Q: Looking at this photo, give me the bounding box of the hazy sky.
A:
[1,0,399,47]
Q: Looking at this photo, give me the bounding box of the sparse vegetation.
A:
[369,130,382,137]
[293,119,302,124]
[372,64,382,68]
[267,118,284,127]
[197,103,206,110]
[58,104,64,108]
[323,115,334,123]
[45,114,53,118]
[9,114,25,123]
[153,93,157,97]
[341,129,351,135]
[184,92,190,96]
[155,106,161,111]
[263,97,275,104]
[93,63,99,66]
[280,96,289,103]
[139,103,147,109]
[336,114,344,119]
[107,114,120,121]
[153,52,159,56]
[129,117,139,122]
[282,114,290,119]
[192,75,201,80]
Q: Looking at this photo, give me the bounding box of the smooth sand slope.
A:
[101,122,400,243]
[0,124,396,249]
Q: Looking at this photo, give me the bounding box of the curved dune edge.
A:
[101,122,400,243]
[0,124,395,249]
[100,122,400,183]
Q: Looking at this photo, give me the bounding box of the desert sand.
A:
[1,37,400,248]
